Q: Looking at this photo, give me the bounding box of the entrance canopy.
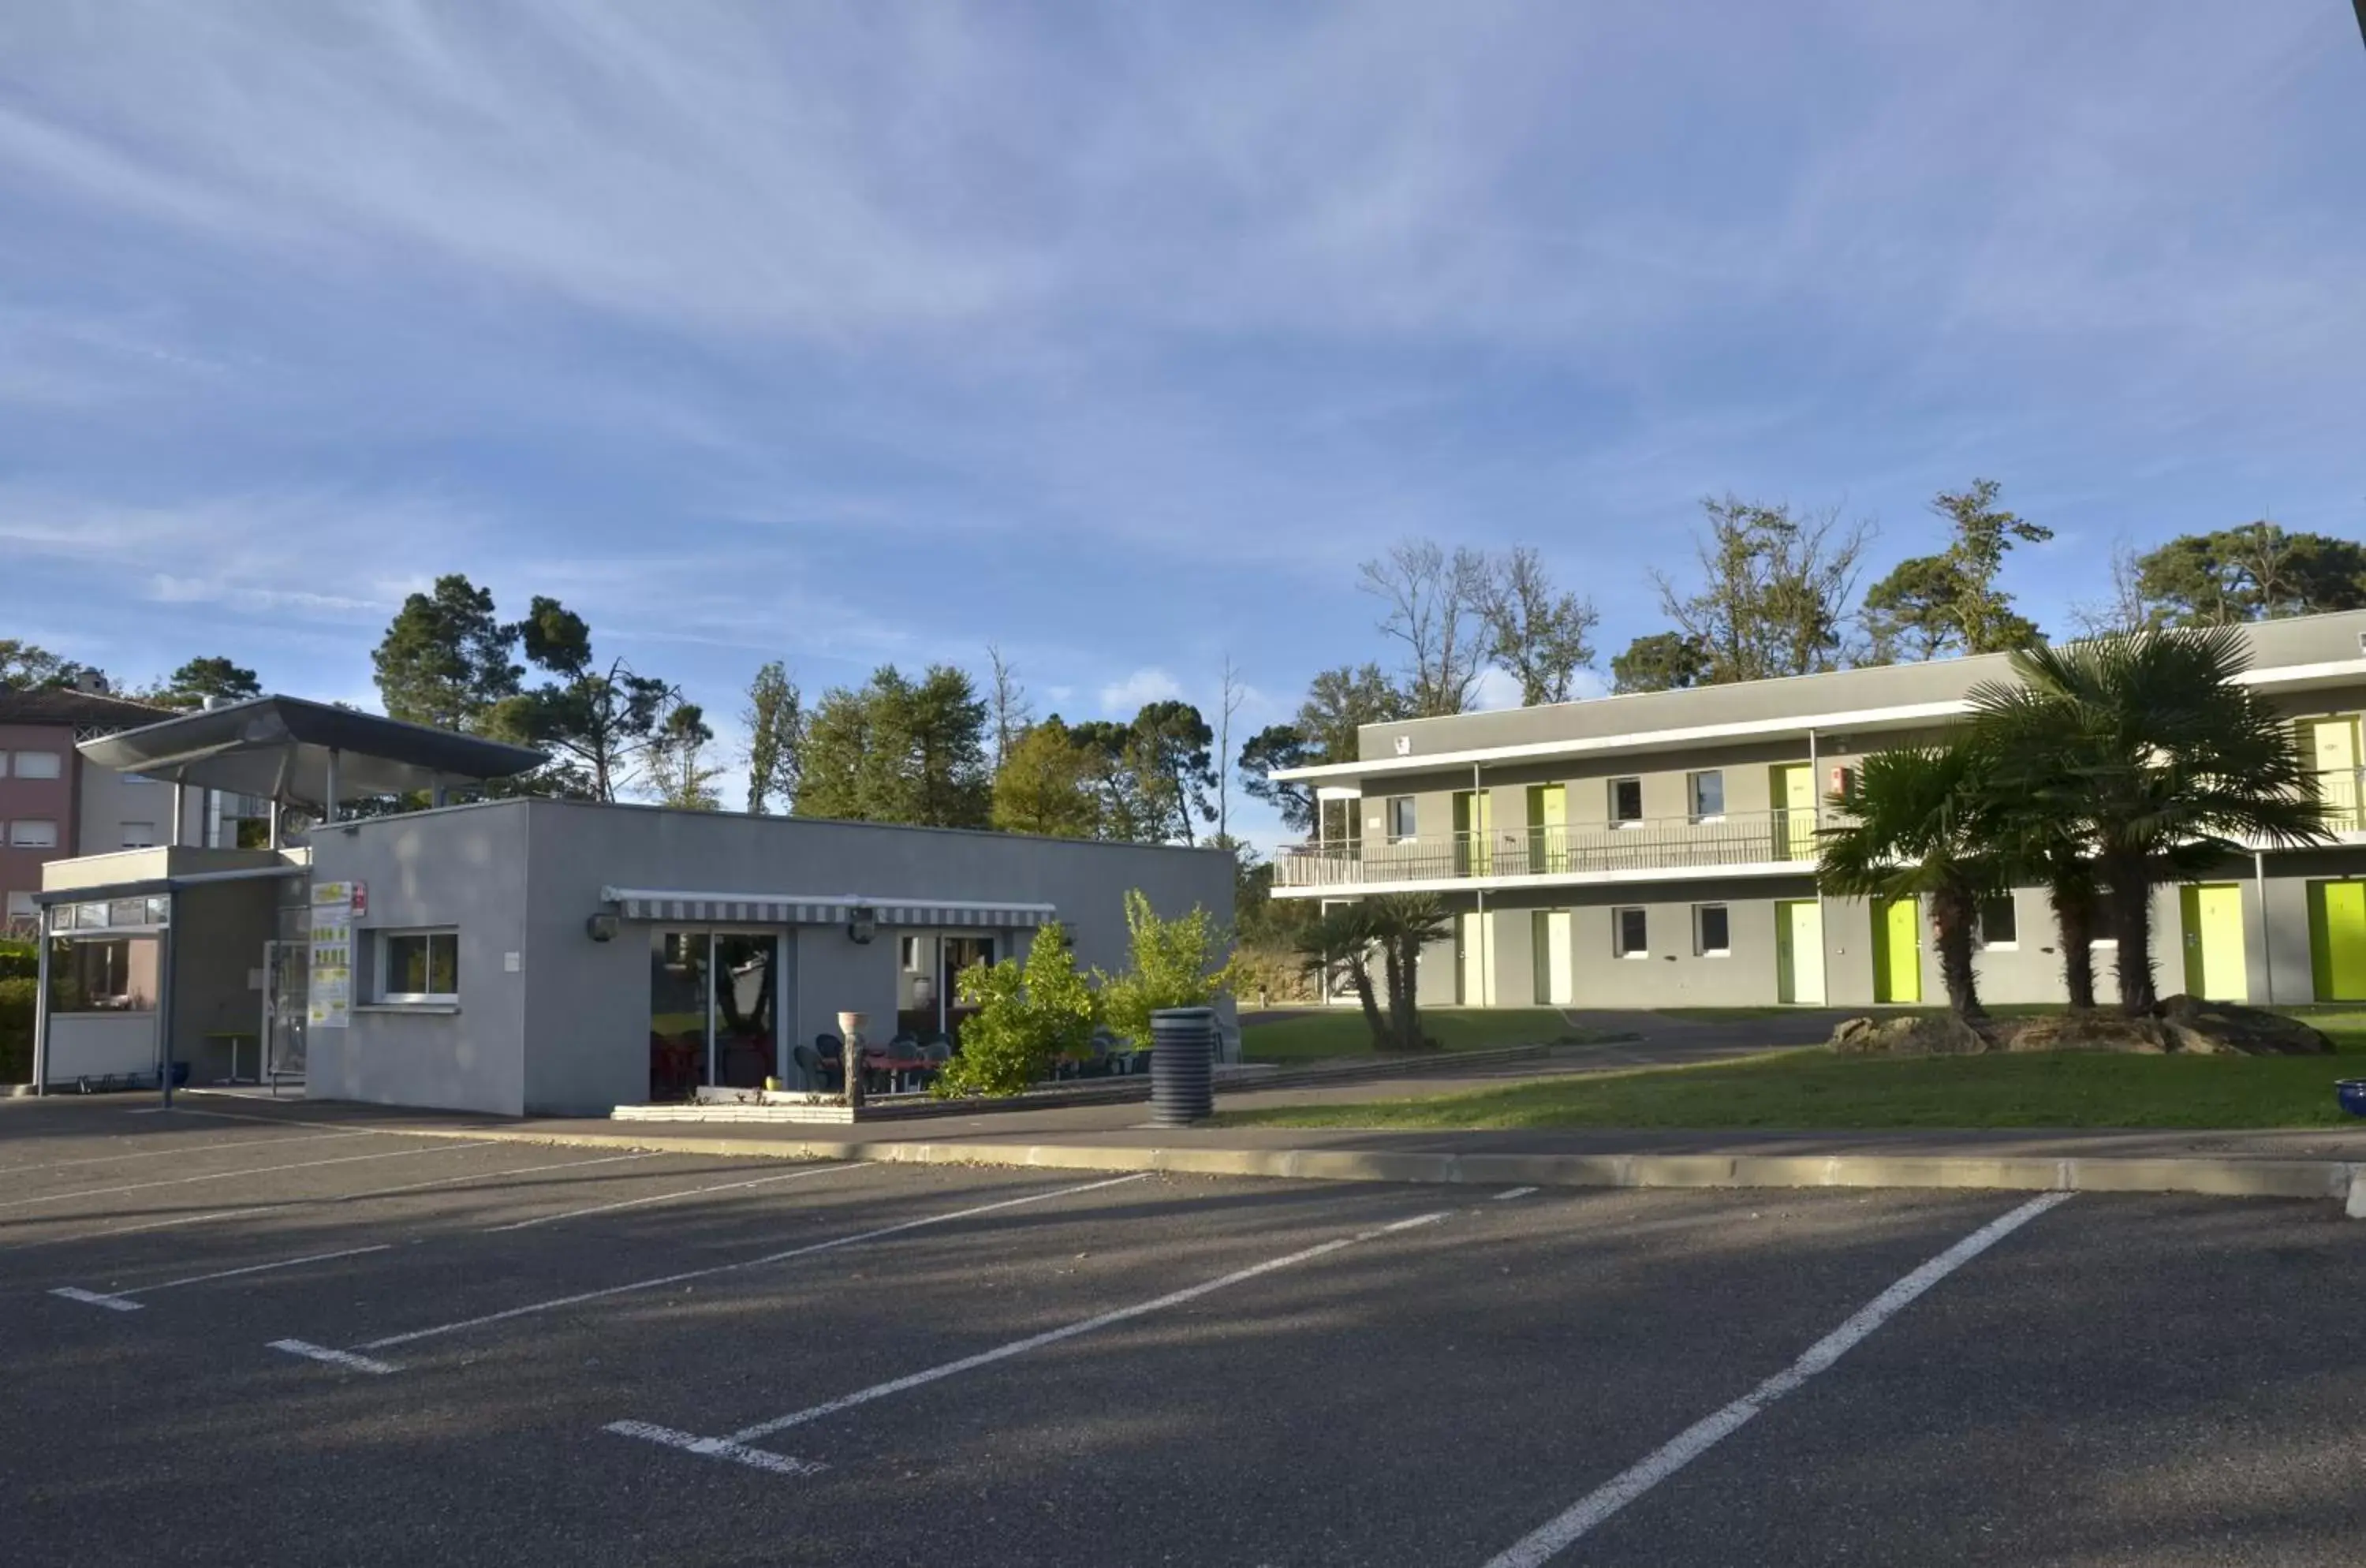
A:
[77,695,546,811]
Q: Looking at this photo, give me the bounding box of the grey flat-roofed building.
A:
[1272,610,2366,1013]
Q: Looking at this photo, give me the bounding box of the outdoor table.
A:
[867,1052,935,1092]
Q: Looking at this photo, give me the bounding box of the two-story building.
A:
[1271,610,2366,1012]
[0,683,215,935]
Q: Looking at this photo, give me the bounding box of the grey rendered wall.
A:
[517,801,1237,1116]
[307,805,533,1117]
[166,878,281,1081]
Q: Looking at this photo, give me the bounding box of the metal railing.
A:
[2319,767,2364,832]
[1274,808,1817,889]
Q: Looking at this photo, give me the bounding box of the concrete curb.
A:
[371,1122,2366,1214]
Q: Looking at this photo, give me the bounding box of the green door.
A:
[1454,790,1495,877]
[1527,784,1566,873]
[1775,898,1824,1005]
[2308,881,2366,1002]
[1771,763,1816,861]
[2179,883,2248,1002]
[1872,897,1920,1003]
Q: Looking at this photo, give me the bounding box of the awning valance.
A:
[599,887,1058,928]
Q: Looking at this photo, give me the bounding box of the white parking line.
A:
[52,1245,394,1312]
[267,1339,400,1376]
[268,1173,1152,1369]
[0,1129,375,1178]
[483,1160,859,1231]
[0,1140,501,1211]
[1476,1192,2074,1568]
[1493,1187,1539,1201]
[606,1209,1453,1475]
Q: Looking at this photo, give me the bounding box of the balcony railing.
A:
[2321,767,2364,833]
[1274,809,1818,890]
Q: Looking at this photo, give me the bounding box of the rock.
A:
[2155,995,2334,1056]
[1987,1013,2169,1055]
[1828,1013,1991,1057]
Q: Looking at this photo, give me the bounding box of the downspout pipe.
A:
[32,905,51,1096]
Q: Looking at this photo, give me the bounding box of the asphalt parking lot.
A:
[4,1099,2364,1566]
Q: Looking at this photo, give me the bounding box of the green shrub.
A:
[1095,889,1233,1046]
[935,923,1098,1098]
[0,938,38,983]
[0,974,35,1082]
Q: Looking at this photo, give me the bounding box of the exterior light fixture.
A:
[848,905,878,945]
[584,913,620,943]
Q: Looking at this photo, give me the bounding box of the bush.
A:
[0,974,35,1083]
[934,922,1098,1098]
[1095,890,1233,1046]
[0,938,38,983]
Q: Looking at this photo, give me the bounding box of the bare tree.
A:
[1216,654,1246,840]
[2069,538,2151,638]
[986,642,1032,769]
[1476,547,1599,705]
[1358,539,1491,717]
[1653,497,1873,683]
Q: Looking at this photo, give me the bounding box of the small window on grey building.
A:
[1386,796,1417,842]
[1979,897,2018,948]
[1614,906,1648,958]
[1610,778,1644,826]
[1694,904,1730,956]
[1689,771,1724,822]
[379,929,460,1002]
[120,822,157,849]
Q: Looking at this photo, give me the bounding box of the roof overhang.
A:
[76,695,547,806]
[1273,657,2366,788]
[601,887,1058,928]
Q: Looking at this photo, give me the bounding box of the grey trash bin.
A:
[1149,1006,1216,1126]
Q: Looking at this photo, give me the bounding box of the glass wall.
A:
[647,929,783,1100]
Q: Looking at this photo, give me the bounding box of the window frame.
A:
[1977,895,2018,950]
[7,819,60,849]
[1385,795,1417,844]
[1608,776,1644,828]
[119,821,159,849]
[8,749,62,781]
[1687,770,1726,824]
[375,927,461,1005]
[1613,905,1649,959]
[1693,902,1731,958]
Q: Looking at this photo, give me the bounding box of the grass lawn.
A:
[1221,1011,2366,1129]
[1240,1008,1607,1063]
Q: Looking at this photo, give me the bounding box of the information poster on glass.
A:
[308,879,364,1029]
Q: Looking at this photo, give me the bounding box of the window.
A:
[1610,777,1644,826]
[4,890,34,921]
[120,822,158,849]
[378,928,460,1003]
[1694,903,1730,956]
[1688,771,1725,823]
[59,936,159,1011]
[1978,896,2018,949]
[8,819,58,849]
[1614,906,1648,958]
[1386,796,1417,843]
[9,750,61,780]
[2092,894,2118,947]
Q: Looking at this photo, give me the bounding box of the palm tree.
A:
[1366,893,1457,1050]
[1816,741,1998,1020]
[1983,791,2103,1010]
[1293,904,1389,1051]
[1970,625,2331,1015]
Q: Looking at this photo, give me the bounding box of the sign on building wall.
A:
[308,879,365,1029]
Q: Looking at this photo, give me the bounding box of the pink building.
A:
[0,685,198,935]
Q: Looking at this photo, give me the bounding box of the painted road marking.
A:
[53,1244,395,1311]
[270,1173,1154,1370]
[0,1129,373,1178]
[609,1210,1454,1472]
[267,1340,400,1376]
[602,1421,826,1477]
[1477,1192,2074,1568]
[1493,1187,1539,1201]
[0,1140,502,1211]
[50,1285,140,1312]
[483,1160,858,1231]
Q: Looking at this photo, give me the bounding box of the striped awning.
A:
[599,887,1057,928]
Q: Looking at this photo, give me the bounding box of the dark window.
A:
[1610,778,1644,823]
[1614,906,1648,957]
[1696,904,1730,955]
[1689,771,1725,820]
[1386,797,1416,842]
[1979,897,2018,946]
[381,930,459,1000]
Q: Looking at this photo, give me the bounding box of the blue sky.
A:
[2,2,2363,846]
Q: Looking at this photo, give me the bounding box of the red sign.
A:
[349,883,368,917]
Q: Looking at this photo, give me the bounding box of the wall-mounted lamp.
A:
[848,905,878,945]
[584,913,620,943]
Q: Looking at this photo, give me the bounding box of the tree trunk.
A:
[2048,877,2097,1010]
[1379,943,1408,1051]
[1390,932,1424,1050]
[2105,857,2158,1015]
[1345,953,1389,1051]
[1931,886,1985,1021]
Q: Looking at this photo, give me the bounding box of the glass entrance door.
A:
[649,928,786,1100]
[712,933,779,1089]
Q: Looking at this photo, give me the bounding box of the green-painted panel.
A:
[1872,897,1920,1004]
[2312,881,2366,1002]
